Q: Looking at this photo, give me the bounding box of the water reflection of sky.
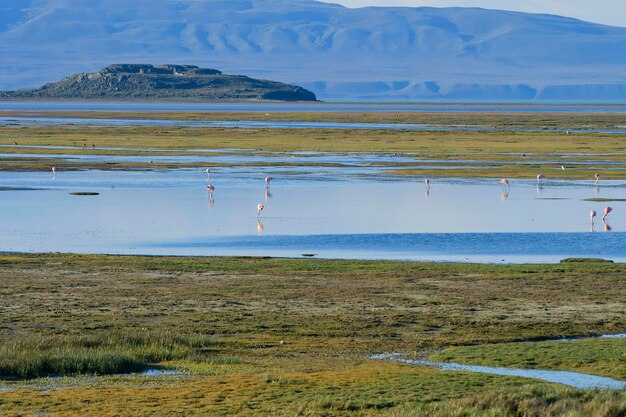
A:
[0,169,624,262]
[2,116,626,134]
[2,101,626,113]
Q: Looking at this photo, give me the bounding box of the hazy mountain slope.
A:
[2,0,626,100]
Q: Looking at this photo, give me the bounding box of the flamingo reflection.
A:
[257,219,264,233]
[536,173,544,187]
[265,188,272,202]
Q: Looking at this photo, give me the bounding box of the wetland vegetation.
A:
[0,254,623,416]
[1,111,625,415]
[1,112,626,179]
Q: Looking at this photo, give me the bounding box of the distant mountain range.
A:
[2,0,626,101]
[0,64,317,101]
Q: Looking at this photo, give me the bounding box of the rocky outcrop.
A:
[0,64,317,101]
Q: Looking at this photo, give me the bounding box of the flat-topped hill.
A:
[0,64,317,101]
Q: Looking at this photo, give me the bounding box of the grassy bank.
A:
[2,122,626,178]
[430,337,626,379]
[3,110,626,131]
[0,254,623,415]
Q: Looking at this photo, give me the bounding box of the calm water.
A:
[373,351,626,390]
[0,168,624,262]
[3,116,626,134]
[2,101,626,113]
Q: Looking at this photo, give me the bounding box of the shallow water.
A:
[2,101,626,113]
[3,116,626,134]
[372,353,626,390]
[0,167,624,262]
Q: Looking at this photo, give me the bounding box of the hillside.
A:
[1,0,626,100]
[0,64,317,101]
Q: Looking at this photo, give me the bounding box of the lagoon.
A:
[0,168,623,262]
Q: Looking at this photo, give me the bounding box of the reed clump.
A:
[0,331,221,378]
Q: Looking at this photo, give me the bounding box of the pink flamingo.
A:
[602,206,612,221]
[424,178,430,189]
[590,210,596,224]
[594,172,600,185]
[536,173,544,186]
[205,168,210,180]
[51,166,57,178]
[265,176,272,189]
[206,184,215,197]
[257,203,264,216]
[499,178,509,188]
[257,219,264,233]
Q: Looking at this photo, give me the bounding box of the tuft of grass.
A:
[0,331,222,378]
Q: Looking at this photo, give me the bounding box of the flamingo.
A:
[257,203,264,216]
[561,165,566,171]
[205,168,210,180]
[424,178,430,189]
[206,184,215,197]
[265,176,272,189]
[594,172,600,185]
[602,206,612,221]
[499,178,509,188]
[590,210,596,224]
[536,173,544,186]
[51,167,57,178]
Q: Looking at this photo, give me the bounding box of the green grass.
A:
[2,116,626,179]
[430,338,626,379]
[0,331,222,378]
[0,254,623,415]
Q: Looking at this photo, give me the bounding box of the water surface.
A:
[373,353,626,390]
[3,116,626,134]
[2,101,626,113]
[0,168,623,262]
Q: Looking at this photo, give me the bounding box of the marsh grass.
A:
[0,254,623,415]
[429,338,626,379]
[390,386,626,417]
[2,122,626,179]
[0,331,222,378]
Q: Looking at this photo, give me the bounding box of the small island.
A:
[0,64,317,102]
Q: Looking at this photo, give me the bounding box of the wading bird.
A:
[536,173,544,186]
[499,178,509,188]
[590,210,596,224]
[595,172,600,185]
[257,203,264,216]
[424,178,430,189]
[52,167,57,178]
[265,176,272,189]
[206,184,215,197]
[205,168,210,180]
[561,165,566,171]
[602,206,613,221]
